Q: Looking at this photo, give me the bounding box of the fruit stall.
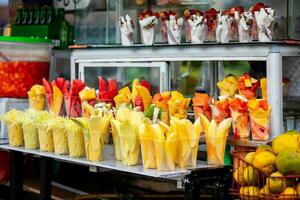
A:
[0,0,300,200]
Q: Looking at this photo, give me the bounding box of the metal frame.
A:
[71,43,300,140]
[78,62,169,92]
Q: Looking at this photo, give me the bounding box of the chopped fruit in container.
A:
[193,93,212,121]
[211,98,231,124]
[248,99,271,141]
[238,73,260,100]
[217,75,238,98]
[28,84,46,111]
[114,86,132,108]
[132,79,152,112]
[170,117,201,168]
[168,91,190,119]
[199,114,232,165]
[152,92,171,125]
[229,96,250,139]
[64,79,85,117]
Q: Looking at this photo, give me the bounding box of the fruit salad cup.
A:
[238,73,260,100]
[28,84,46,111]
[204,8,218,42]
[154,137,178,171]
[140,137,156,169]
[211,99,231,124]
[64,95,82,117]
[229,97,250,139]
[248,99,271,141]
[66,120,85,158]
[37,123,54,152]
[23,120,39,149]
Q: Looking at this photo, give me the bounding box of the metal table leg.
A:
[40,157,52,200]
[10,150,24,200]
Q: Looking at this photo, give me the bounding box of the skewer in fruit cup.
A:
[204,8,218,42]
[139,10,159,45]
[200,114,232,165]
[229,95,250,139]
[248,99,271,141]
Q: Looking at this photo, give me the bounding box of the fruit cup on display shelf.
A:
[27,84,46,111]
[132,79,152,112]
[233,7,255,43]
[200,113,232,165]
[64,79,85,118]
[111,107,143,166]
[22,110,40,150]
[36,111,55,152]
[183,9,207,44]
[98,76,117,107]
[216,9,232,43]
[43,78,65,116]
[65,119,86,158]
[248,99,271,141]
[160,11,183,45]
[204,8,218,42]
[79,87,97,118]
[250,2,275,42]
[119,15,134,46]
[139,10,159,45]
[48,116,69,155]
[1,109,24,147]
[210,98,231,124]
[229,95,250,139]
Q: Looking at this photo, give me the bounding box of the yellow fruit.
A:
[266,172,286,194]
[245,152,255,164]
[256,144,273,153]
[297,183,300,198]
[52,85,63,115]
[272,134,299,155]
[253,150,276,176]
[239,186,259,200]
[233,167,245,185]
[243,166,259,185]
[79,88,96,101]
[199,113,210,134]
[278,187,297,199]
[259,185,270,199]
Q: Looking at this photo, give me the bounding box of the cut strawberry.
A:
[140,80,151,93]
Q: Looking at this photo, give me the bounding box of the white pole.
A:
[267,51,283,139]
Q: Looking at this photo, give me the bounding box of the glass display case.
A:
[73,0,300,45]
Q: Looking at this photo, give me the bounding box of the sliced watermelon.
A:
[98,76,107,92]
[108,79,117,99]
[62,80,70,95]
[42,78,52,94]
[55,77,65,92]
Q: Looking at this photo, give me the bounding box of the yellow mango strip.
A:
[79,88,96,101]
[110,119,122,161]
[52,85,63,115]
[114,86,132,108]
[48,116,69,155]
[200,114,232,165]
[138,119,156,169]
